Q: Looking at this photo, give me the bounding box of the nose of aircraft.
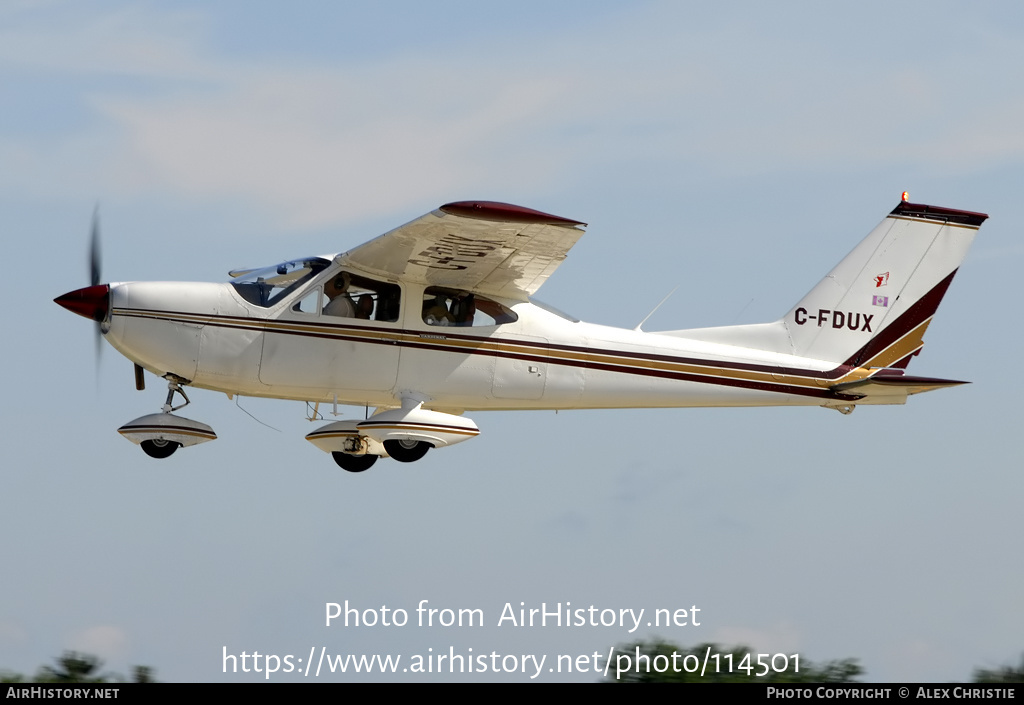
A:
[54,284,110,322]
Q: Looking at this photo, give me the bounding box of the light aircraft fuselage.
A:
[54,198,987,470]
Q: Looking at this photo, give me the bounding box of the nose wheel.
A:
[141,438,181,459]
[117,374,217,459]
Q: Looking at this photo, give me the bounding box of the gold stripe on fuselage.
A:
[114,307,909,397]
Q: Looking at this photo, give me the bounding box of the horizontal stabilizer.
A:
[831,371,968,398]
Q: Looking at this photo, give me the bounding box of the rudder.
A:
[782,201,987,367]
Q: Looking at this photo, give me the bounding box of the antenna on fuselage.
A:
[634,286,679,332]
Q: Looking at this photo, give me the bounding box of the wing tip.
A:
[440,201,586,227]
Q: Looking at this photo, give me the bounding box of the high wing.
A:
[336,201,586,300]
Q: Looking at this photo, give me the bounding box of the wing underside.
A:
[336,201,586,299]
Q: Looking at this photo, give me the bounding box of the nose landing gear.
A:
[117,374,217,459]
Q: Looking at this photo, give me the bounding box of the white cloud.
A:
[98,64,572,228]
[4,2,1024,228]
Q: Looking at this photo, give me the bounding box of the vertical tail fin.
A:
[667,201,987,368]
[783,201,987,367]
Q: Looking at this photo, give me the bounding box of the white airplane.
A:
[55,195,987,471]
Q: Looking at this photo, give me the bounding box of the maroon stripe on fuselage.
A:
[115,308,861,400]
[116,269,968,401]
[117,306,848,379]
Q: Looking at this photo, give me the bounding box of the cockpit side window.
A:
[292,288,326,314]
[321,272,401,322]
[421,286,517,327]
[231,257,330,308]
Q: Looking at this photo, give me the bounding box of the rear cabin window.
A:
[421,287,517,327]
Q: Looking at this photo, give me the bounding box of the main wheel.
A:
[383,439,432,463]
[141,438,180,459]
[331,452,378,473]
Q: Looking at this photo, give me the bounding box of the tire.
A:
[383,439,432,463]
[331,452,378,473]
[141,438,180,459]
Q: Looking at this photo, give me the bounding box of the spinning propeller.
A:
[54,208,109,318]
[88,207,104,363]
[53,208,143,388]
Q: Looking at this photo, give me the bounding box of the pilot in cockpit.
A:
[323,273,355,317]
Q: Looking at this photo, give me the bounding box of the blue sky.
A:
[2,1,1022,682]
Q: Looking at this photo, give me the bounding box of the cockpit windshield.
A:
[230,257,330,308]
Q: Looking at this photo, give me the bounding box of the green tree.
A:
[1,652,157,683]
[973,653,1024,683]
[35,651,107,683]
[131,665,157,683]
[605,640,862,683]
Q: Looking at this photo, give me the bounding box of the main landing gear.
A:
[305,403,477,473]
[329,441,432,472]
[330,451,379,472]
[328,440,432,472]
[383,439,431,463]
[313,426,434,473]
[328,439,434,472]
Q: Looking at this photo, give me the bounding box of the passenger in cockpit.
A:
[423,293,454,326]
[355,294,374,319]
[452,294,476,326]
